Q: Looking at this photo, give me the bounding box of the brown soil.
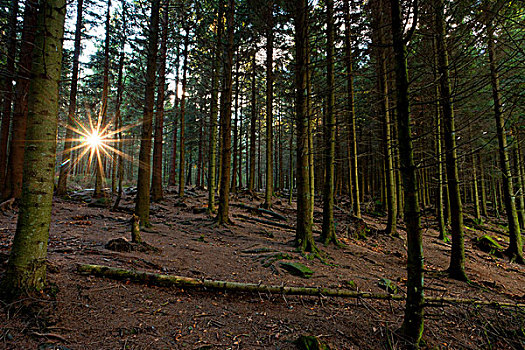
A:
[1,187,524,349]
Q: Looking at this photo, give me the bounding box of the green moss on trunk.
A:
[1,0,65,297]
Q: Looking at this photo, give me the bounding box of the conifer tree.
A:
[135,0,161,229]
[1,0,66,296]
[390,0,424,345]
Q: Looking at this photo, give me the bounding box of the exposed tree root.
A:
[233,203,288,221]
[235,214,294,230]
[77,264,525,309]
[0,198,15,211]
[105,237,159,253]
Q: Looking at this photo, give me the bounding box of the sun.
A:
[59,110,140,181]
[85,131,103,150]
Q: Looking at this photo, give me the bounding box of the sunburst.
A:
[59,110,140,184]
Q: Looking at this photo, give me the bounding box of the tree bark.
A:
[248,50,257,192]
[238,96,244,189]
[178,27,190,197]
[321,0,336,245]
[343,0,360,219]
[134,0,160,227]
[472,147,481,220]
[478,154,488,217]
[514,143,525,229]
[263,4,274,209]
[306,46,315,227]
[94,0,112,198]
[390,0,424,345]
[0,0,19,189]
[435,0,468,280]
[151,0,170,202]
[112,4,127,211]
[294,0,316,253]
[371,0,395,234]
[0,0,65,296]
[3,0,39,200]
[431,36,447,239]
[56,0,82,197]
[208,2,223,213]
[168,42,180,187]
[216,0,235,225]
[197,107,204,188]
[231,57,240,193]
[487,25,523,263]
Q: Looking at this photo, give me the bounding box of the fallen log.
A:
[423,296,525,309]
[76,264,525,309]
[77,264,404,300]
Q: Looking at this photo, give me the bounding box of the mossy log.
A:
[77,264,525,309]
[77,264,404,300]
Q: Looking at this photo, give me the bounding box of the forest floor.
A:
[0,186,524,349]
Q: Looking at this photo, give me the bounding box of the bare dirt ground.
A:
[1,187,524,349]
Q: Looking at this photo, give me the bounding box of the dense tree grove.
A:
[0,0,524,347]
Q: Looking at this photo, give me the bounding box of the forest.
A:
[0,0,524,348]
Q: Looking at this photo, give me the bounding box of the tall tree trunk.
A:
[134,0,160,230]
[289,120,294,204]
[94,0,112,198]
[472,149,481,220]
[515,140,525,229]
[343,0,360,218]
[371,0,395,234]
[276,108,284,192]
[238,97,244,189]
[321,0,336,245]
[56,0,82,196]
[197,108,204,188]
[513,146,525,229]
[390,0,424,345]
[0,0,65,296]
[151,0,170,202]
[431,36,447,239]
[263,4,274,209]
[168,43,180,186]
[216,0,235,225]
[435,0,468,280]
[112,3,127,211]
[3,0,39,200]
[0,0,19,189]
[186,150,192,186]
[231,57,240,193]
[257,109,262,190]
[248,49,257,192]
[294,0,316,253]
[478,154,488,217]
[487,25,523,263]
[306,46,314,226]
[208,1,223,213]
[179,27,190,197]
